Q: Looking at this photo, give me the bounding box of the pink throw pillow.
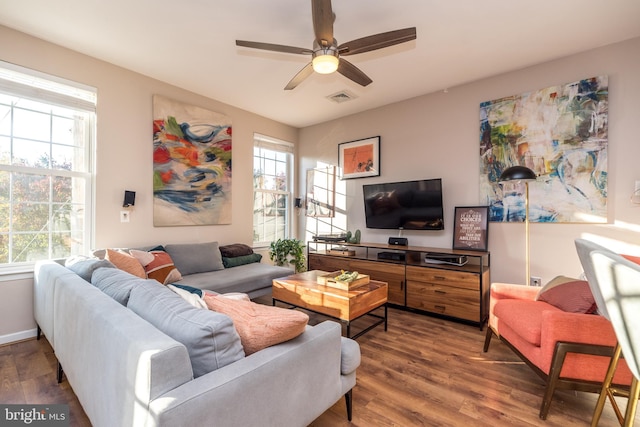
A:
[204,294,308,355]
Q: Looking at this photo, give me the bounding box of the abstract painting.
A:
[479,76,608,223]
[153,95,232,226]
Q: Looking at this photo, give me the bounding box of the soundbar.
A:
[378,252,406,262]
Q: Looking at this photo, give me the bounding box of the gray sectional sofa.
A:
[33,242,361,427]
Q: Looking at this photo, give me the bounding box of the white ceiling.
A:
[2,0,639,128]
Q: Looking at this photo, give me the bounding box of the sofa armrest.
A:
[541,310,616,349]
[539,310,633,384]
[149,321,350,427]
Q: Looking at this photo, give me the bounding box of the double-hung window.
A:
[253,134,294,247]
[0,62,96,270]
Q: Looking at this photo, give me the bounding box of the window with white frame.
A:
[0,62,96,269]
[253,134,294,247]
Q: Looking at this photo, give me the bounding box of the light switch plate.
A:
[120,211,130,223]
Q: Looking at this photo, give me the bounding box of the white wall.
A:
[0,25,298,343]
[298,37,640,286]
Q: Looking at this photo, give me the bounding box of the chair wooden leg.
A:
[623,377,639,427]
[540,342,572,419]
[591,343,623,427]
[483,327,494,352]
[344,389,353,421]
[36,325,41,340]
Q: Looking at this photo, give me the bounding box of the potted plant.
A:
[269,238,307,273]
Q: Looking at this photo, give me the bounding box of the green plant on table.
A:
[269,238,307,273]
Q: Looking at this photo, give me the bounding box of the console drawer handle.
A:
[434,289,446,294]
[434,276,446,280]
[434,305,446,311]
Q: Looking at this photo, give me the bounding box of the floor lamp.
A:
[499,166,537,286]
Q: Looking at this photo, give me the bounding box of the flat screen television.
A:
[363,178,444,230]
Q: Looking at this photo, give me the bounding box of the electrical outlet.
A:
[530,276,542,287]
[120,211,130,223]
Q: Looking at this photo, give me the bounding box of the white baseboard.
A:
[0,328,37,346]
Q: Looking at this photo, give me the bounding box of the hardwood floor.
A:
[1,307,637,426]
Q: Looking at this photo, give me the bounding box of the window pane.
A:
[13,107,51,141]
[12,138,50,168]
[51,143,82,171]
[51,115,75,144]
[13,172,50,203]
[53,175,83,204]
[11,233,51,262]
[0,233,7,263]
[12,202,49,232]
[0,104,10,135]
[0,203,8,232]
[51,232,72,258]
[0,136,9,164]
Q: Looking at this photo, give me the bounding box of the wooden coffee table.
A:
[272,270,388,339]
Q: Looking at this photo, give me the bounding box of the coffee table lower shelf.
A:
[273,298,387,339]
[272,270,389,339]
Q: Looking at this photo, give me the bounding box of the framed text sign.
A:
[452,206,489,251]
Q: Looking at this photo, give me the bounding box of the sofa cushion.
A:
[536,276,596,313]
[222,253,262,268]
[106,249,147,278]
[130,249,182,285]
[494,299,563,346]
[204,294,308,355]
[175,262,292,295]
[91,266,153,305]
[128,281,244,377]
[65,256,115,282]
[219,243,254,258]
[164,242,224,275]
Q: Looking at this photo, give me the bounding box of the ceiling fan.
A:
[235,0,416,90]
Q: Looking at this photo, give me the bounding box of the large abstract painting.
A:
[480,76,608,223]
[153,95,232,226]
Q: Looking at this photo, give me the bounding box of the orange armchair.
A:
[484,282,633,419]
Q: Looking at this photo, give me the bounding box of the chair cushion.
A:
[536,276,596,313]
[128,281,245,377]
[494,299,562,346]
[203,294,308,355]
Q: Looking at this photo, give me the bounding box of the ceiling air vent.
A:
[327,90,357,103]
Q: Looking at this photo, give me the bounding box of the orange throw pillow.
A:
[105,249,146,278]
[203,294,308,355]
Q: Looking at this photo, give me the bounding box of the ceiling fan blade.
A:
[312,0,335,45]
[338,27,417,56]
[337,59,373,87]
[284,63,314,90]
[236,40,312,55]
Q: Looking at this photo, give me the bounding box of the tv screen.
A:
[363,178,444,230]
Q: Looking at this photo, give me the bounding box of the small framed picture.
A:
[452,206,490,251]
[338,136,380,179]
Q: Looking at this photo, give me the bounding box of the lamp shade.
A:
[499,165,536,183]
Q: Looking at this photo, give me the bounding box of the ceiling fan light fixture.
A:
[312,49,339,74]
